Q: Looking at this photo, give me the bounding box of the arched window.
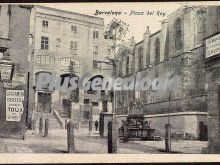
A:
[155,38,160,64]
[175,18,182,51]
[138,47,143,70]
[126,56,129,75]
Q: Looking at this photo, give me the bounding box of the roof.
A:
[149,30,161,37]
[135,40,144,47]
[35,5,104,21]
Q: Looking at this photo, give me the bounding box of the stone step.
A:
[34,116,63,130]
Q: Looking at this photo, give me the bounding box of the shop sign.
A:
[206,33,220,58]
[6,90,24,122]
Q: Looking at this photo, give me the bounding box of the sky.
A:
[40,2,217,43]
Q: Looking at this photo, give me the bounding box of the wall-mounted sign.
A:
[0,64,12,81]
[206,33,220,58]
[6,90,24,122]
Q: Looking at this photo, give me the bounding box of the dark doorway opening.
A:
[199,121,208,141]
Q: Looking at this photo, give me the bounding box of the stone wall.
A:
[115,6,207,117]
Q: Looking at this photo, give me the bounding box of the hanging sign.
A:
[0,64,12,82]
[6,90,24,122]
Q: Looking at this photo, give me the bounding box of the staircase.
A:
[49,117,63,129]
[58,108,69,118]
[34,114,64,131]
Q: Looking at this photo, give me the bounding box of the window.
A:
[36,55,55,65]
[93,60,98,69]
[42,20,48,28]
[175,18,182,51]
[146,53,150,67]
[119,62,122,76]
[61,57,71,66]
[93,60,111,70]
[102,100,107,112]
[93,46,98,56]
[93,31,99,39]
[155,38,160,64]
[70,41,78,55]
[41,36,49,50]
[71,25,77,33]
[126,56,130,75]
[107,49,111,56]
[42,20,49,32]
[55,38,61,48]
[70,88,79,103]
[71,59,80,68]
[92,102,98,106]
[61,58,80,67]
[84,99,90,104]
[138,47,143,70]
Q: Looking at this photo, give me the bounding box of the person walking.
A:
[95,120,99,131]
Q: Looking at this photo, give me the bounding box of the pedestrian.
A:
[95,120,99,131]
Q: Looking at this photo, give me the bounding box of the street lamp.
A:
[0,49,15,87]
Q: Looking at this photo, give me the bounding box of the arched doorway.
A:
[35,71,53,114]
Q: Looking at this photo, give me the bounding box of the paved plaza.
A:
[0,128,207,154]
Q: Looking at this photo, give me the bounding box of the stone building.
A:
[204,6,220,153]
[115,6,208,139]
[29,6,113,129]
[0,5,32,138]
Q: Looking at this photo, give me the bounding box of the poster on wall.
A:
[6,90,24,122]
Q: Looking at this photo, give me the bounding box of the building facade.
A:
[204,6,220,153]
[115,6,208,139]
[29,6,113,128]
[0,5,32,138]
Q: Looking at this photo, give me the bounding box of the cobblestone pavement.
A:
[0,128,208,153]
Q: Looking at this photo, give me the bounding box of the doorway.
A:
[199,121,208,141]
[37,92,52,113]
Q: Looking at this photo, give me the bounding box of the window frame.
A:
[107,49,111,56]
[93,46,98,55]
[126,56,130,75]
[175,17,183,51]
[70,41,78,55]
[71,25,77,33]
[93,31,99,39]
[60,57,80,67]
[55,38,61,48]
[36,55,55,65]
[41,36,49,50]
[154,38,160,64]
[42,20,49,28]
[138,47,143,70]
